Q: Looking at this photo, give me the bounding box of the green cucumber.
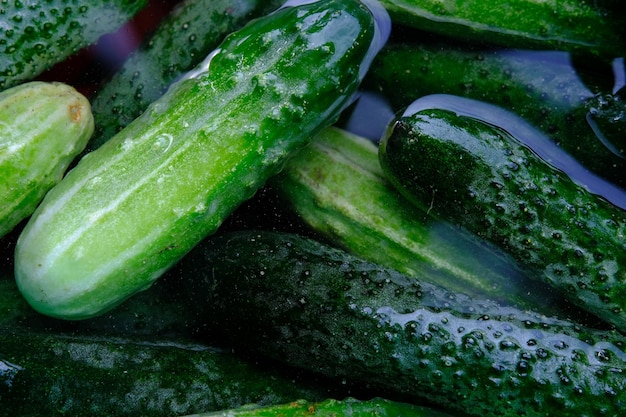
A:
[376,0,626,57]
[0,0,149,91]
[0,328,345,417]
[177,230,626,417]
[14,0,389,320]
[378,101,626,332]
[272,126,564,314]
[0,81,94,238]
[187,397,454,417]
[1,272,207,339]
[363,42,626,187]
[87,0,285,152]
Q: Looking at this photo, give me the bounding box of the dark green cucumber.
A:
[363,42,626,187]
[177,230,626,417]
[87,0,284,152]
[376,0,626,57]
[0,328,344,417]
[0,0,149,91]
[0,271,208,339]
[379,102,626,332]
[14,0,389,320]
[187,397,455,417]
[272,126,564,314]
[0,81,94,238]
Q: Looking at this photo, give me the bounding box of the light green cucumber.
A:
[272,127,565,314]
[0,0,149,91]
[0,81,94,238]
[14,0,389,319]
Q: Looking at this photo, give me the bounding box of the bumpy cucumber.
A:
[0,0,149,91]
[376,0,625,57]
[0,329,342,417]
[379,103,626,332]
[0,81,94,238]
[87,0,284,152]
[14,0,389,320]
[272,127,563,313]
[188,397,454,417]
[363,42,626,187]
[177,230,626,417]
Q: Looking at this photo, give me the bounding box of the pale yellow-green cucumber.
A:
[0,81,93,238]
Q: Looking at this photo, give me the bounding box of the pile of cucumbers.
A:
[1,0,625,416]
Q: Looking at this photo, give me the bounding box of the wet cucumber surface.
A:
[178,230,626,417]
[379,107,626,332]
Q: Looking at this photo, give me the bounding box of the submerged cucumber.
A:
[379,102,626,332]
[178,230,626,417]
[0,0,149,91]
[187,397,454,417]
[273,127,562,313]
[0,81,94,238]
[0,329,342,417]
[363,42,626,187]
[87,0,285,151]
[14,0,389,319]
[376,0,626,57]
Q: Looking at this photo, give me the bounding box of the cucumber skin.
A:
[87,0,285,152]
[363,43,626,188]
[0,81,94,238]
[178,230,626,417]
[0,0,149,91]
[377,0,625,57]
[0,329,339,417]
[273,127,563,314]
[379,108,626,332]
[190,397,454,417]
[14,0,385,320]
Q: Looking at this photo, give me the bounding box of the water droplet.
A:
[153,133,173,153]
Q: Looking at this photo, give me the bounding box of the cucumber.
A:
[87,0,285,152]
[176,230,626,417]
[0,81,94,238]
[0,272,207,339]
[376,0,625,57]
[14,0,390,320]
[363,42,626,188]
[272,126,565,314]
[378,101,626,332]
[0,328,345,417]
[0,0,149,91]
[187,397,455,417]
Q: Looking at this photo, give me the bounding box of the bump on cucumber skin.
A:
[178,230,626,417]
[0,81,94,238]
[86,0,286,153]
[0,329,343,417]
[272,127,568,316]
[188,397,456,417]
[14,0,384,320]
[379,109,626,333]
[363,42,626,188]
[0,0,149,92]
[376,0,626,57]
